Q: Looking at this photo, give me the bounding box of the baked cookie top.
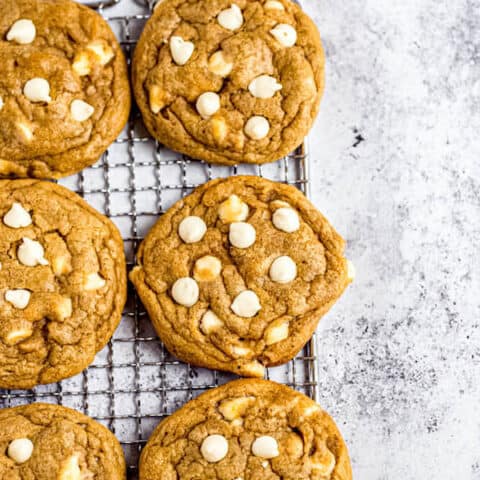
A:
[130,176,353,377]
[0,180,127,389]
[0,0,130,179]
[0,403,126,479]
[140,379,352,480]
[132,0,324,165]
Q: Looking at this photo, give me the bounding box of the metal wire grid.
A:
[0,1,318,477]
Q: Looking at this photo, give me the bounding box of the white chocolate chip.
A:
[269,255,297,283]
[56,297,73,320]
[262,460,269,468]
[264,0,285,10]
[171,277,199,307]
[252,436,279,459]
[219,396,255,420]
[244,116,270,140]
[52,255,72,276]
[84,272,106,291]
[7,438,34,463]
[3,203,32,228]
[194,255,222,282]
[217,4,243,31]
[200,310,224,335]
[17,237,48,267]
[270,24,297,47]
[211,116,228,143]
[303,404,321,417]
[169,36,194,65]
[302,74,317,97]
[6,19,36,44]
[243,361,265,377]
[86,41,115,66]
[347,260,356,280]
[231,290,261,318]
[196,92,221,119]
[0,96,3,111]
[58,454,81,480]
[5,290,31,310]
[248,75,282,99]
[265,321,289,345]
[219,195,249,223]
[70,99,94,122]
[231,419,244,428]
[72,41,114,76]
[178,216,207,243]
[229,222,256,248]
[149,85,167,114]
[232,345,252,357]
[72,51,91,76]
[272,207,300,232]
[4,328,32,345]
[200,434,229,463]
[208,50,233,77]
[23,78,51,103]
[16,122,33,142]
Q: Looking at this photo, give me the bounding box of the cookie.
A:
[0,0,130,179]
[132,0,324,165]
[0,403,126,479]
[0,180,127,389]
[130,176,353,377]
[139,379,352,480]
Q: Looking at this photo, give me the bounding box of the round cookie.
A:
[0,0,130,179]
[139,379,352,480]
[0,403,126,479]
[132,0,324,165]
[0,180,127,389]
[130,176,353,377]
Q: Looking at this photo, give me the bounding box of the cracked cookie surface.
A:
[0,403,126,479]
[130,176,351,377]
[139,379,352,480]
[0,0,130,179]
[132,0,324,165]
[0,180,127,389]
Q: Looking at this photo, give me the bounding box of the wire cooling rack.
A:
[0,0,317,477]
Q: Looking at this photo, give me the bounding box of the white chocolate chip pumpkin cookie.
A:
[0,180,127,389]
[130,176,353,377]
[132,0,324,165]
[0,403,126,479]
[0,0,130,179]
[139,379,352,480]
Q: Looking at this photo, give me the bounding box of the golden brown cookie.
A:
[139,379,352,480]
[0,180,127,389]
[132,0,324,165]
[0,0,130,179]
[0,403,126,479]
[130,176,353,377]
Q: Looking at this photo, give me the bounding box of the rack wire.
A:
[0,1,318,477]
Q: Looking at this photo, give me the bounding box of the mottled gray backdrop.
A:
[304,1,480,479]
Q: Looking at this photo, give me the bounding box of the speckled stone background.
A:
[302,1,480,478]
